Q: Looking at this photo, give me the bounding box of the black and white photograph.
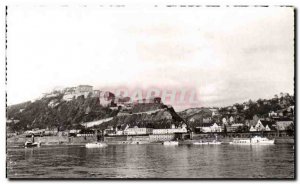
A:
[5,4,295,179]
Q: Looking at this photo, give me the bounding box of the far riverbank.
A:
[7,135,294,147]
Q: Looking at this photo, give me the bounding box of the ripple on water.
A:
[6,144,294,178]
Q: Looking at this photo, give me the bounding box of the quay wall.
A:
[7,133,294,145]
[7,136,97,145]
[274,137,294,144]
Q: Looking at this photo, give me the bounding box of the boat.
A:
[231,136,275,145]
[85,142,108,148]
[25,135,41,148]
[24,141,41,148]
[193,140,221,145]
[163,141,179,145]
[193,142,209,145]
[194,134,222,145]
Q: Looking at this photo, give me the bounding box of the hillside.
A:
[177,93,295,131]
[97,105,183,130]
[177,107,214,130]
[7,94,118,132]
[7,93,183,132]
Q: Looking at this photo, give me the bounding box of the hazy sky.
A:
[7,6,294,110]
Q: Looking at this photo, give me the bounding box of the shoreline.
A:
[7,135,294,147]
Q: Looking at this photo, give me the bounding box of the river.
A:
[6,144,294,179]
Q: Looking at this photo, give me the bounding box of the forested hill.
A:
[7,93,183,132]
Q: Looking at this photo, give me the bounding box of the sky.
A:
[7,6,294,110]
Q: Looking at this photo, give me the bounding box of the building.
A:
[149,134,175,142]
[227,123,244,132]
[276,119,294,131]
[198,123,222,133]
[211,123,222,132]
[248,115,260,127]
[76,85,93,93]
[128,136,150,142]
[209,108,219,117]
[222,117,227,125]
[152,127,187,134]
[99,91,115,107]
[62,92,76,101]
[92,90,101,97]
[62,85,94,101]
[69,129,81,137]
[229,116,234,123]
[268,111,278,117]
[133,97,161,104]
[254,119,276,131]
[249,126,256,132]
[124,126,153,135]
[199,123,213,132]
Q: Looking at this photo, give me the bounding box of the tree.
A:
[223,125,227,136]
[286,123,294,136]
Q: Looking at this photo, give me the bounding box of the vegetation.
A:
[7,91,294,133]
[7,93,183,132]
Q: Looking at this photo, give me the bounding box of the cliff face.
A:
[7,93,183,132]
[98,104,184,130]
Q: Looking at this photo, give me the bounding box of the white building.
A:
[209,108,219,117]
[62,85,94,101]
[254,119,276,131]
[276,120,294,131]
[249,126,256,132]
[222,117,227,125]
[199,123,222,133]
[268,111,278,117]
[124,126,153,135]
[152,124,187,135]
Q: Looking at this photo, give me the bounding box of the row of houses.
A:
[196,118,294,133]
[250,119,294,132]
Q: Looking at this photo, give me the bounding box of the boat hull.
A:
[193,142,221,145]
[231,137,275,145]
[163,141,179,145]
[25,142,41,148]
[85,143,108,148]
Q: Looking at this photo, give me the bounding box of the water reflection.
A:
[7,144,294,178]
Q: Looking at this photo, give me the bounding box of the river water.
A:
[6,144,294,179]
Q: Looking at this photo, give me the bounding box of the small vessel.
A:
[85,142,108,148]
[163,141,179,145]
[25,141,41,148]
[193,140,221,145]
[25,134,41,148]
[194,135,221,145]
[231,136,275,145]
[193,140,209,145]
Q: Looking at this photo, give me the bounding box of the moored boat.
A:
[193,141,209,145]
[25,141,41,148]
[163,141,179,145]
[193,140,221,145]
[25,134,41,148]
[231,136,274,145]
[85,142,108,148]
